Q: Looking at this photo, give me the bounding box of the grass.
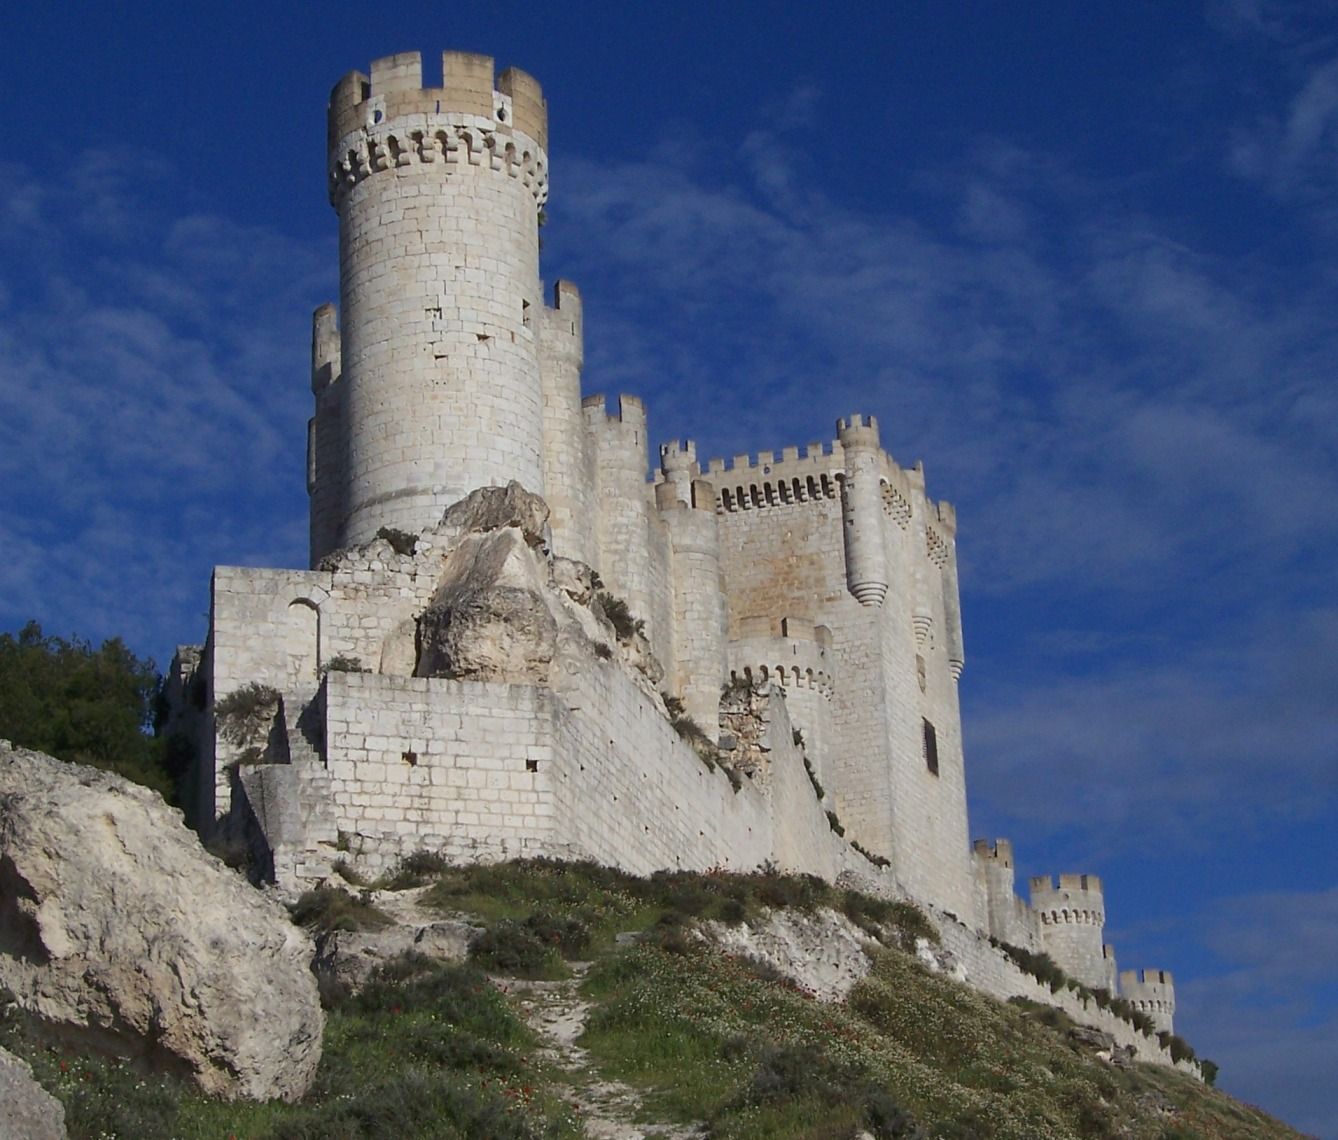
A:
[290,885,393,934]
[0,957,582,1139]
[2,860,1305,1140]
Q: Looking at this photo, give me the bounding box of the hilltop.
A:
[1,857,1309,1140]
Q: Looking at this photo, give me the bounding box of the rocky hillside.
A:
[0,838,1310,1139]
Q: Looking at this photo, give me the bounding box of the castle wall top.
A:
[329,50,548,153]
[1030,873,1104,897]
[973,838,1014,866]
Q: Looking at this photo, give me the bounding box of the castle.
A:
[164,49,1177,1044]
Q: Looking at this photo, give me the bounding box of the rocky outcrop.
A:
[417,527,560,681]
[0,1046,66,1140]
[0,742,323,1101]
[439,480,551,546]
[312,918,479,995]
[707,909,875,1001]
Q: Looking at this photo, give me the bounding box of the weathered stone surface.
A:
[440,481,550,546]
[0,1045,66,1140]
[417,527,558,681]
[707,908,874,1001]
[312,919,479,994]
[0,743,323,1101]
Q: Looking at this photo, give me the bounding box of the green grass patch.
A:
[289,885,393,934]
[1,956,583,1140]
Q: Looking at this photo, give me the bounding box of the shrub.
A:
[803,755,825,800]
[826,809,845,837]
[290,886,393,933]
[321,654,367,674]
[213,681,281,746]
[851,839,890,868]
[595,590,644,641]
[377,849,452,890]
[468,911,590,977]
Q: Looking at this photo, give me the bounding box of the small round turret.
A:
[1119,968,1176,1035]
[837,415,889,606]
[1029,873,1108,989]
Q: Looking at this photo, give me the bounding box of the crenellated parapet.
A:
[327,51,548,208]
[1029,873,1106,926]
[1120,968,1176,1034]
[727,616,835,697]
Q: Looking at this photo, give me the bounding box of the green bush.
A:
[595,591,644,641]
[290,886,393,934]
[377,849,452,889]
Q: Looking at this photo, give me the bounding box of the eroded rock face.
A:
[440,480,550,547]
[707,908,874,1001]
[417,526,559,681]
[0,743,324,1102]
[0,1046,66,1140]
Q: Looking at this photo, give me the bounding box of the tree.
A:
[0,620,172,797]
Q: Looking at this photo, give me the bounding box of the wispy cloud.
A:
[0,150,333,662]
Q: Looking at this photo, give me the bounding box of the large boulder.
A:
[416,526,559,681]
[0,742,323,1101]
[0,1045,66,1140]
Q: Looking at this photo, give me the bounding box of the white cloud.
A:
[0,151,333,662]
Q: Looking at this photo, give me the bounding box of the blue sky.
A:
[4,2,1335,1132]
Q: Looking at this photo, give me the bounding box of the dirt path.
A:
[497,964,703,1140]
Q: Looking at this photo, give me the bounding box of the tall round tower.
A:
[321,51,549,553]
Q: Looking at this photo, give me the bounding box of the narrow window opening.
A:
[922,718,939,776]
[522,298,532,328]
[525,757,538,772]
[402,749,418,766]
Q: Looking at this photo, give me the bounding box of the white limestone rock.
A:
[0,1045,66,1140]
[439,480,550,547]
[417,526,559,681]
[0,742,323,1102]
[311,919,480,995]
[707,908,875,1001]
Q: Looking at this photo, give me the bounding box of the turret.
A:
[972,839,1040,950]
[585,395,657,649]
[837,415,889,606]
[540,281,593,563]
[319,51,550,558]
[936,501,965,679]
[1120,968,1176,1035]
[1029,873,1108,989]
[308,303,345,564]
[656,441,728,734]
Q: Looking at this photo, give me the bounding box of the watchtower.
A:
[1029,873,1108,989]
[310,51,550,561]
[1120,968,1176,1035]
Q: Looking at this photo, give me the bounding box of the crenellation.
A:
[168,46,1196,1079]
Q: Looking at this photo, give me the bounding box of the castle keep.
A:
[166,50,1178,1044]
